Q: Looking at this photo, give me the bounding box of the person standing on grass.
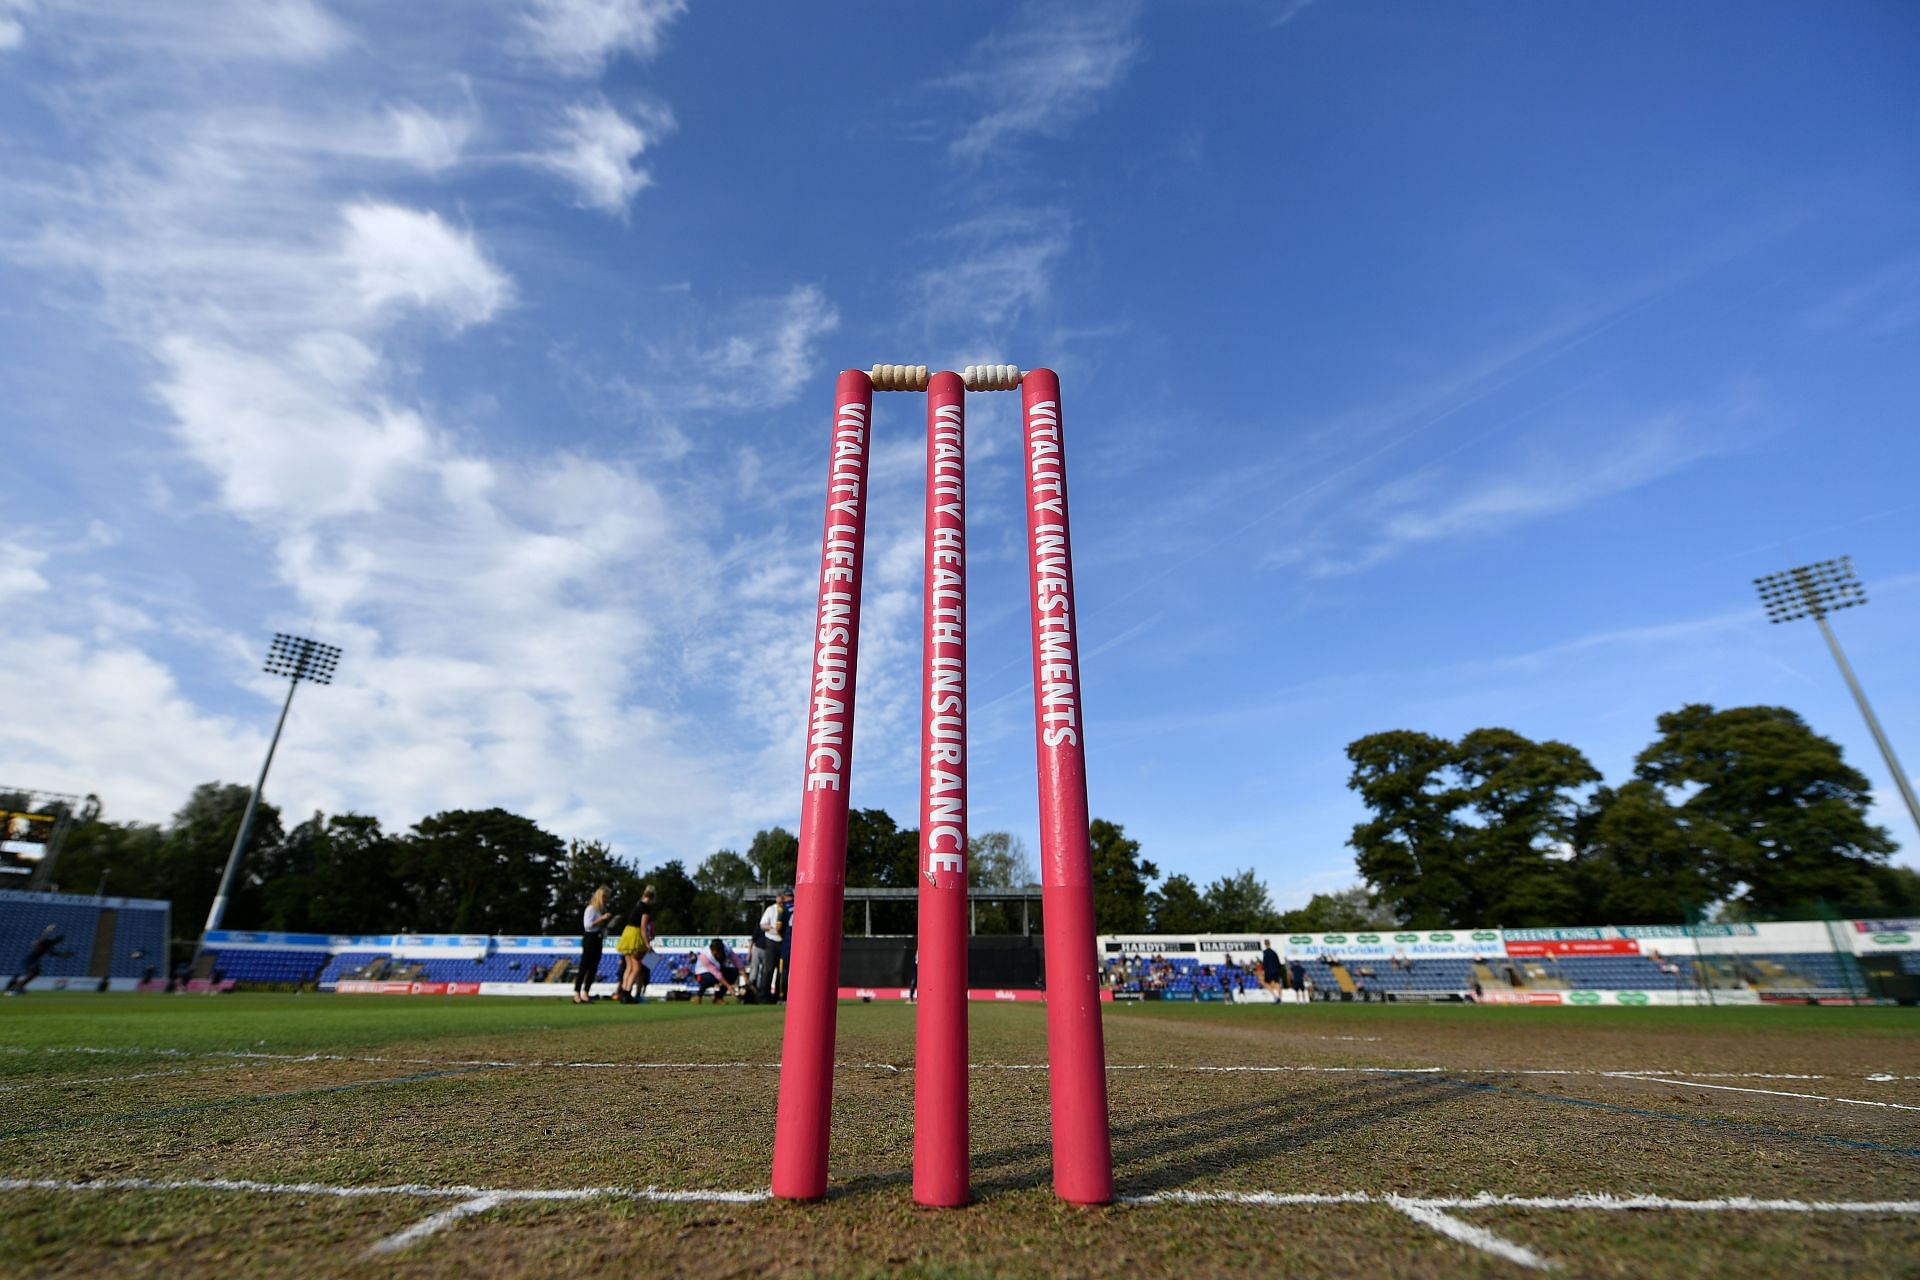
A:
[626,886,659,1004]
[4,925,67,995]
[575,885,613,1004]
[613,886,653,1004]
[773,886,794,1003]
[1259,940,1285,999]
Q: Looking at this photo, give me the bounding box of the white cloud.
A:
[35,0,350,63]
[944,0,1142,160]
[0,539,50,602]
[154,334,434,522]
[651,284,841,413]
[341,202,512,329]
[0,1,29,52]
[521,0,686,74]
[384,105,473,173]
[541,98,675,214]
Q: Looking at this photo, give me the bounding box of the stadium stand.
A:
[0,889,171,990]
[162,918,1918,1004]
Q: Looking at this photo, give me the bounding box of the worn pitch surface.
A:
[0,995,1915,1278]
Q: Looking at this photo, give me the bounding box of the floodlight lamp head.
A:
[1753,555,1866,624]
[263,632,343,685]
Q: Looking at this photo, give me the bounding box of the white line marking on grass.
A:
[0,1064,246,1093]
[1124,1191,1374,1206]
[1387,1196,1556,1270]
[1607,1075,1920,1112]
[369,1194,501,1255]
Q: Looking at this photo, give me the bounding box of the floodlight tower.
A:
[202,633,341,935]
[1754,557,1920,841]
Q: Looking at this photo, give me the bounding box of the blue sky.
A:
[2,0,1917,908]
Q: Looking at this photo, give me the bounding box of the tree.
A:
[1347,731,1467,927]
[637,858,700,936]
[968,832,1034,888]
[691,848,757,933]
[163,782,283,931]
[1568,782,1729,924]
[1278,885,1392,932]
[1451,728,1597,925]
[1089,818,1156,932]
[1199,869,1281,932]
[395,808,563,934]
[844,808,919,933]
[968,831,1036,934]
[46,813,166,902]
[1147,873,1208,932]
[547,838,648,933]
[1634,704,1896,915]
[745,827,799,890]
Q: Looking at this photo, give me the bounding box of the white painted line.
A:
[1388,1196,1556,1270]
[1436,1193,1920,1213]
[1607,1075,1920,1113]
[1123,1191,1374,1206]
[7,1047,1912,1085]
[0,1064,245,1093]
[369,1194,501,1255]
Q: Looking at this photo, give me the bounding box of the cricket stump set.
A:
[771,364,1114,1207]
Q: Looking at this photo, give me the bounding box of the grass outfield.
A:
[1,995,1916,1278]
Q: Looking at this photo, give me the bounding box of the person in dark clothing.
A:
[773,887,793,1002]
[1259,941,1285,997]
[5,925,67,995]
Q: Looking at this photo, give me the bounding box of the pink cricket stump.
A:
[914,371,971,1207]
[1022,368,1114,1205]
[771,368,875,1201]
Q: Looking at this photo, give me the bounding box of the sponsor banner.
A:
[1505,938,1640,957]
[1851,928,1918,952]
[1617,924,1757,939]
[1477,991,1566,1005]
[1284,929,1503,960]
[1,888,171,911]
[202,930,329,949]
[1852,918,1920,934]
[334,980,415,995]
[653,935,750,954]
[1503,927,1608,942]
[1489,989,1761,1007]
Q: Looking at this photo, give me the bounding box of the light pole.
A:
[202,633,340,935]
[1754,556,1920,842]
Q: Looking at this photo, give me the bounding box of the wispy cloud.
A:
[913,206,1071,349]
[539,97,676,215]
[520,0,686,75]
[640,284,841,414]
[1287,393,1755,576]
[1803,253,1920,335]
[942,0,1143,160]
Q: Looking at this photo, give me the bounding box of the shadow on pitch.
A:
[854,1073,1463,1201]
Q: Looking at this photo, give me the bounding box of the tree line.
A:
[1344,702,1919,927]
[33,782,1292,944]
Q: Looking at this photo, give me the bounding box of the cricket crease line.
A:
[1387,1196,1556,1270]
[369,1194,502,1256]
[0,1064,249,1093]
[9,1177,1915,1216]
[1606,1074,1920,1112]
[6,1047,1910,1085]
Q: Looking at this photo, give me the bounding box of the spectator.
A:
[5,925,68,996]
[694,938,738,1003]
[1288,959,1307,1002]
[773,887,794,1002]
[752,894,785,1001]
[1259,941,1285,998]
[575,886,613,1004]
